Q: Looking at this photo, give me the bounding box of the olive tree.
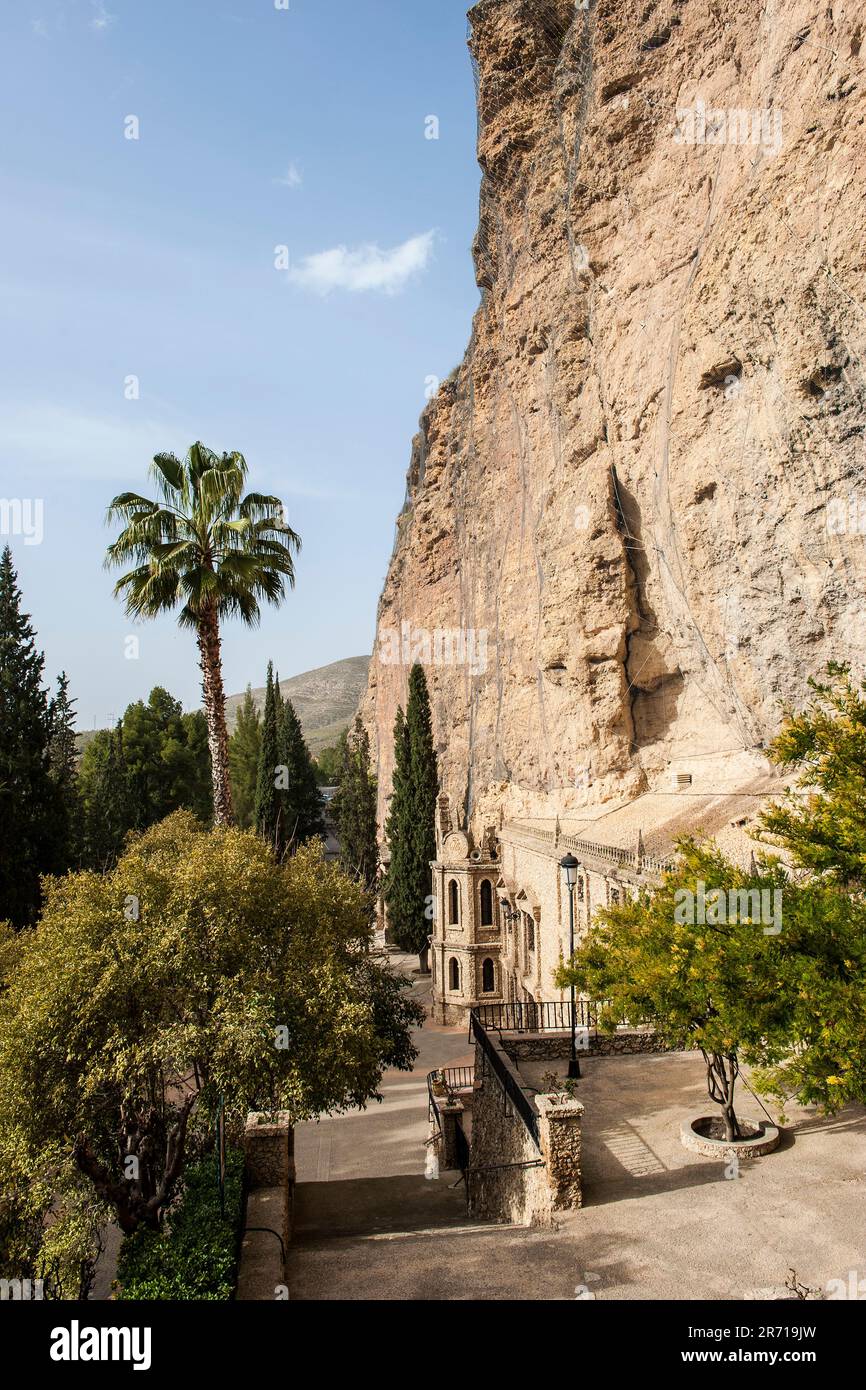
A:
[0,813,422,1240]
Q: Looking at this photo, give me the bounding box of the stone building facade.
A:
[430,775,783,1025]
[430,794,504,1024]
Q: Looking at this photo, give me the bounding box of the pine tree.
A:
[47,671,83,872]
[333,715,379,895]
[279,699,325,850]
[228,687,261,829]
[254,663,283,854]
[81,722,134,871]
[383,665,438,971]
[177,710,213,823]
[0,547,55,926]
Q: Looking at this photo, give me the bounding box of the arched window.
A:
[448,879,460,925]
[480,879,494,927]
[525,913,535,953]
[481,957,495,993]
[448,957,460,992]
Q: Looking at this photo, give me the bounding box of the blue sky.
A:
[0,0,480,727]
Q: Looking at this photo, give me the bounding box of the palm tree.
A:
[105,443,300,825]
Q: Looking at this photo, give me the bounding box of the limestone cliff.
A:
[363,0,866,836]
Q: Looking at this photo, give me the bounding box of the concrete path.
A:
[519,1051,866,1300]
[286,953,577,1300]
[288,958,866,1301]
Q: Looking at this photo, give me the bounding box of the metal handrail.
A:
[471,999,630,1036]
[427,1067,475,1133]
[427,1072,443,1133]
[470,1014,540,1147]
[440,1066,474,1091]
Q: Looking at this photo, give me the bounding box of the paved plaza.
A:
[287,956,866,1300]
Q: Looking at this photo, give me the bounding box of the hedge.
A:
[115,1146,244,1300]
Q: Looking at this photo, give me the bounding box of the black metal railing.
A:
[427,1072,443,1132]
[471,999,627,1036]
[427,1067,475,1132]
[440,1066,474,1091]
[470,1014,540,1147]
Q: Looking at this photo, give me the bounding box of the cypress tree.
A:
[406,663,438,966]
[334,715,379,895]
[0,546,55,926]
[228,687,261,829]
[273,671,284,723]
[254,662,283,853]
[384,665,438,971]
[47,670,83,872]
[383,707,413,954]
[279,699,325,850]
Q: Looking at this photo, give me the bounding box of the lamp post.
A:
[560,853,581,1079]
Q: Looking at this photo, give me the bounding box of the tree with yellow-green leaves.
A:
[0,813,423,1276]
[758,662,866,889]
[557,839,866,1139]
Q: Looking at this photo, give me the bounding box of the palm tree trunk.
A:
[197,602,234,826]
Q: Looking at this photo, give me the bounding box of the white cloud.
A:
[90,2,115,33]
[287,230,436,296]
[273,163,303,190]
[0,405,190,482]
[32,18,49,38]
[0,404,358,499]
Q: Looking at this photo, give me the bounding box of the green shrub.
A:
[115,1147,244,1301]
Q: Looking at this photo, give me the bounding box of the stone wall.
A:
[504,1029,672,1061]
[537,1094,584,1211]
[468,1041,550,1226]
[236,1112,295,1301]
[468,1034,584,1227]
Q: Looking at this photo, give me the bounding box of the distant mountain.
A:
[74,656,370,761]
[225,655,371,755]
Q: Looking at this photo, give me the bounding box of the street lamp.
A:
[560,853,581,1079]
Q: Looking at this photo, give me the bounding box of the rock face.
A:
[363,0,866,836]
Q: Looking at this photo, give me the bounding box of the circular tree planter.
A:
[681,1114,780,1158]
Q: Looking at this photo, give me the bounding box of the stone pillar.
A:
[536,1094,584,1210]
[438,1099,466,1170]
[237,1113,295,1300]
[242,1112,295,1248]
